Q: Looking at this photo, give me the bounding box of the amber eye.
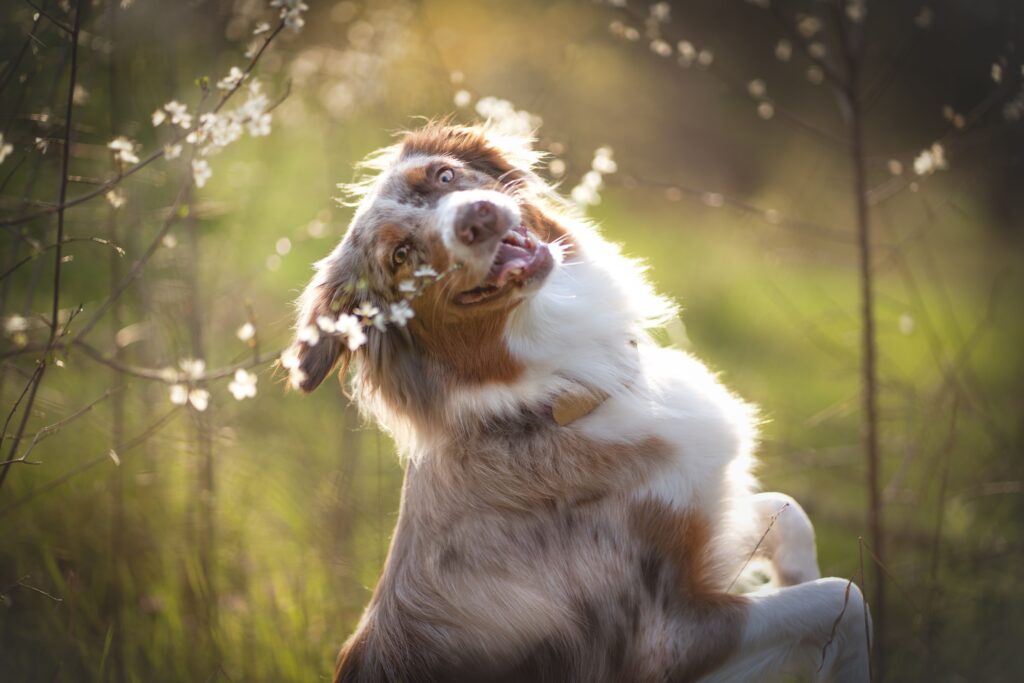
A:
[437,167,455,184]
[391,244,409,268]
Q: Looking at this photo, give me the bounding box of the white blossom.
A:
[169,384,189,405]
[413,265,438,279]
[371,313,388,332]
[591,146,617,174]
[164,143,183,159]
[774,40,792,62]
[991,63,1003,84]
[353,302,380,320]
[846,0,866,22]
[170,383,210,411]
[152,108,166,126]
[474,97,542,138]
[389,300,415,327]
[453,90,472,108]
[254,22,270,35]
[236,322,256,341]
[192,159,212,188]
[650,2,671,23]
[747,79,767,99]
[398,279,417,293]
[337,313,367,350]
[271,0,309,32]
[106,189,126,209]
[280,346,301,370]
[297,323,320,346]
[217,66,245,91]
[247,113,272,137]
[161,100,192,128]
[677,41,696,66]
[0,133,13,165]
[797,15,821,38]
[913,143,948,175]
[108,136,139,165]
[187,388,210,412]
[650,40,672,58]
[228,369,258,400]
[887,159,904,176]
[179,358,206,380]
[3,315,28,334]
[316,315,338,333]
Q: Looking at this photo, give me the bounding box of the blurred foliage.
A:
[1,0,1023,681]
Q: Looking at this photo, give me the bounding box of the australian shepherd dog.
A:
[286,122,871,682]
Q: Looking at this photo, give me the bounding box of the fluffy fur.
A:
[287,122,871,682]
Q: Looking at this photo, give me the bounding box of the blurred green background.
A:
[2,0,1022,681]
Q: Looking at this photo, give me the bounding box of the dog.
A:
[285,121,871,682]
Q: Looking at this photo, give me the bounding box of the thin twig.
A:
[859,537,922,616]
[0,236,124,282]
[1,574,64,603]
[0,407,180,518]
[0,9,43,98]
[73,181,191,341]
[727,502,790,591]
[2,387,119,466]
[24,0,72,34]
[819,575,855,672]
[860,538,874,683]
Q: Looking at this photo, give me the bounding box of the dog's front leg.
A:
[751,492,821,586]
[703,578,872,683]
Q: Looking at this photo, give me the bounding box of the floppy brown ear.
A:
[286,265,351,393]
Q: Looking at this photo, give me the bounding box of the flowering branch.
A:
[0,15,290,229]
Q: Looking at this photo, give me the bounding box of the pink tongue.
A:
[488,243,532,282]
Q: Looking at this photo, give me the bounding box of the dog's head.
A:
[285,122,573,421]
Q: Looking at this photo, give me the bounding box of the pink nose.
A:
[455,200,504,246]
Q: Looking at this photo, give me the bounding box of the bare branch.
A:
[23,0,73,35]
[0,236,124,282]
[2,387,119,467]
[0,406,181,517]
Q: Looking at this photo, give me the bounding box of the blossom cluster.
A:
[913,143,948,176]
[571,147,617,207]
[163,356,260,409]
[474,97,543,139]
[271,0,308,32]
[280,265,462,391]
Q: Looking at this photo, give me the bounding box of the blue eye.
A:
[437,167,455,184]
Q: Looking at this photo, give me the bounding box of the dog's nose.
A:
[455,200,505,246]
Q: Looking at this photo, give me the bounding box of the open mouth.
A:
[454,224,553,305]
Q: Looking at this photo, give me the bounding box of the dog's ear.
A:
[284,251,357,393]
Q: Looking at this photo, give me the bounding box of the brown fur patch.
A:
[629,500,747,681]
[400,123,525,183]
